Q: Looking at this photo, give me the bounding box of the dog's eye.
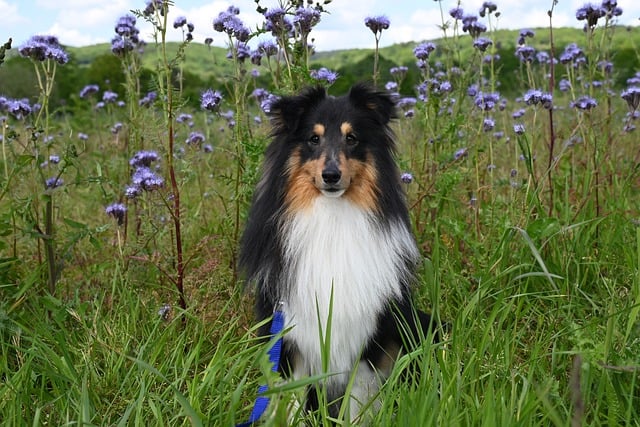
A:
[309,135,320,146]
[345,134,358,146]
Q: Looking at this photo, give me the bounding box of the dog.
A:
[239,83,435,422]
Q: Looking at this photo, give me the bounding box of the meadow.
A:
[1,0,639,425]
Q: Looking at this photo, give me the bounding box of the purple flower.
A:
[473,37,493,52]
[310,67,338,84]
[139,91,157,107]
[364,15,390,35]
[7,98,32,119]
[226,41,250,62]
[103,91,118,103]
[203,144,213,153]
[559,43,584,64]
[385,81,398,92]
[45,176,64,189]
[176,113,193,124]
[204,37,213,46]
[414,42,436,60]
[105,203,127,225]
[186,131,205,145]
[260,94,280,113]
[201,89,223,111]
[143,0,165,17]
[111,14,142,56]
[400,172,413,184]
[621,87,640,111]
[214,6,250,41]
[483,117,495,132]
[390,66,408,79]
[294,6,321,36]
[132,167,164,191]
[111,122,123,134]
[570,95,597,110]
[49,154,60,164]
[515,45,536,63]
[257,39,278,57]
[449,7,464,20]
[125,185,141,199]
[513,123,525,135]
[479,2,498,17]
[263,7,292,37]
[78,133,89,141]
[80,84,100,99]
[130,150,160,168]
[474,92,501,111]
[174,16,187,29]
[18,35,68,64]
[576,3,607,27]
[559,79,572,92]
[462,15,487,38]
[454,148,468,160]
[397,97,417,110]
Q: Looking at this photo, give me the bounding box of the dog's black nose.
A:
[321,165,341,184]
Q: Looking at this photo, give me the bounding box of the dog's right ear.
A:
[269,86,327,134]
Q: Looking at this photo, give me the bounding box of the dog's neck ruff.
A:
[281,195,419,384]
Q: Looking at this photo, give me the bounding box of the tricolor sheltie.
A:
[240,84,435,421]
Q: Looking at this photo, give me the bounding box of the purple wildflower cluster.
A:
[105,203,127,226]
[310,67,339,85]
[174,16,195,41]
[364,16,390,36]
[18,35,68,64]
[0,96,33,120]
[576,0,622,29]
[201,89,223,111]
[79,84,100,99]
[111,14,144,56]
[125,151,164,196]
[523,89,553,110]
[214,6,250,41]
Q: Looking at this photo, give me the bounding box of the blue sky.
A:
[2,0,639,52]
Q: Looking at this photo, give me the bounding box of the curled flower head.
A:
[479,2,498,17]
[257,39,278,57]
[130,150,160,168]
[450,7,464,20]
[474,92,501,111]
[45,176,64,189]
[186,131,205,145]
[201,89,223,111]
[570,95,597,110]
[400,172,413,184]
[105,203,127,226]
[174,16,187,29]
[365,15,390,35]
[80,84,100,99]
[621,87,640,111]
[513,123,525,135]
[576,3,607,27]
[310,67,338,84]
[473,37,493,52]
[294,6,321,36]
[19,35,68,64]
[462,15,487,38]
[132,167,164,191]
[214,6,250,41]
[7,98,32,119]
[515,45,536,63]
[454,147,468,160]
[263,7,292,37]
[414,42,436,60]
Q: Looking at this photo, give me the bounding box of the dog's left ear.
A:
[348,83,397,125]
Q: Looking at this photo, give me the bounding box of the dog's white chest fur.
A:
[282,196,418,383]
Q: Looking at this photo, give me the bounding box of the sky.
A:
[2,0,639,53]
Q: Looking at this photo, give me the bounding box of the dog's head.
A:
[269,84,397,212]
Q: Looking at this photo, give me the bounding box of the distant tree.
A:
[86,54,127,97]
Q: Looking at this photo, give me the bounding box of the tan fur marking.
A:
[340,122,353,136]
[285,151,322,213]
[343,154,378,211]
[313,123,325,136]
[377,342,401,377]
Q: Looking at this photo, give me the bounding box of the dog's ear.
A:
[269,86,327,134]
[348,83,397,125]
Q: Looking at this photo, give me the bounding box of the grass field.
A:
[1,1,640,425]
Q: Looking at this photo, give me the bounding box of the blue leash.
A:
[236,305,285,427]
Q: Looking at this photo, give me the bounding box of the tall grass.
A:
[1,0,639,425]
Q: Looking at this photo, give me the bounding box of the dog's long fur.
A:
[239,84,434,420]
